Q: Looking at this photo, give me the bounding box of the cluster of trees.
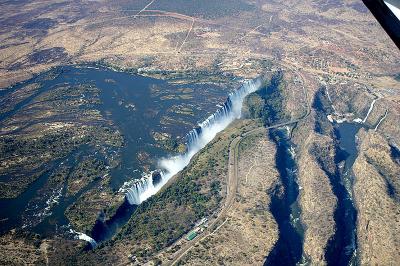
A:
[243,71,288,126]
[258,71,288,126]
[162,138,181,152]
[117,166,217,252]
[312,87,335,135]
[111,142,226,262]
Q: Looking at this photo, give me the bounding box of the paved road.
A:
[168,123,301,265]
[168,127,262,265]
[168,70,310,265]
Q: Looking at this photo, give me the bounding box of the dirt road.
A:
[168,69,310,265]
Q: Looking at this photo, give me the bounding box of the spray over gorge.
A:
[0,65,258,247]
[124,79,261,205]
[90,78,261,244]
[122,79,261,205]
[1,0,399,264]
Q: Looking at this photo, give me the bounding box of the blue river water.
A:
[0,65,230,238]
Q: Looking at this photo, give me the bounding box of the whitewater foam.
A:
[362,98,377,123]
[125,78,262,205]
[70,229,97,248]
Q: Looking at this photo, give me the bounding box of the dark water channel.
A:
[91,200,137,242]
[0,156,67,234]
[265,121,362,265]
[325,122,362,266]
[265,128,305,266]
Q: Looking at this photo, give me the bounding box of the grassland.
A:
[0,0,399,265]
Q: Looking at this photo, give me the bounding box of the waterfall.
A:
[70,229,97,248]
[362,98,377,123]
[125,171,159,205]
[374,110,388,131]
[124,78,262,205]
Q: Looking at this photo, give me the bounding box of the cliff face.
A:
[180,132,280,265]
[368,97,400,141]
[353,130,400,265]
[293,113,337,265]
[242,70,340,265]
[321,75,400,264]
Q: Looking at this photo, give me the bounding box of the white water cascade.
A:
[362,98,377,123]
[374,110,388,131]
[125,78,262,205]
[70,229,97,248]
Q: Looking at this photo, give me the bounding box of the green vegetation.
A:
[66,157,107,196]
[312,87,334,135]
[242,93,265,119]
[0,77,126,238]
[164,138,179,151]
[0,81,123,199]
[92,61,238,86]
[186,231,197,241]
[210,180,221,197]
[238,131,264,153]
[258,72,288,125]
[242,71,288,126]
[65,174,123,234]
[114,136,229,252]
[81,121,257,264]
[150,0,254,19]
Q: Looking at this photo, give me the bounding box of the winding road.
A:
[168,127,264,266]
[168,121,306,265]
[168,70,310,265]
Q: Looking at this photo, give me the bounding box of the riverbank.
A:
[0,64,235,241]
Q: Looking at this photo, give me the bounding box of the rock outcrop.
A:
[353,130,400,265]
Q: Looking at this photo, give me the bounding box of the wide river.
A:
[0,65,232,237]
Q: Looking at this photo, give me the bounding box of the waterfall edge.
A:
[124,78,262,205]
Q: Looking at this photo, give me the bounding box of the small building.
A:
[186,231,197,241]
[195,217,208,227]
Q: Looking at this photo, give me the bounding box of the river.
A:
[0,65,230,239]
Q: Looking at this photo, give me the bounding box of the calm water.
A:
[0,65,230,236]
[329,122,361,266]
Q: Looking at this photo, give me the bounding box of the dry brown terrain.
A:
[178,130,280,265]
[296,132,337,264]
[0,0,399,265]
[0,0,399,92]
[353,130,400,265]
[0,230,46,265]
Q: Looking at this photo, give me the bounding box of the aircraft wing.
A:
[363,0,400,49]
